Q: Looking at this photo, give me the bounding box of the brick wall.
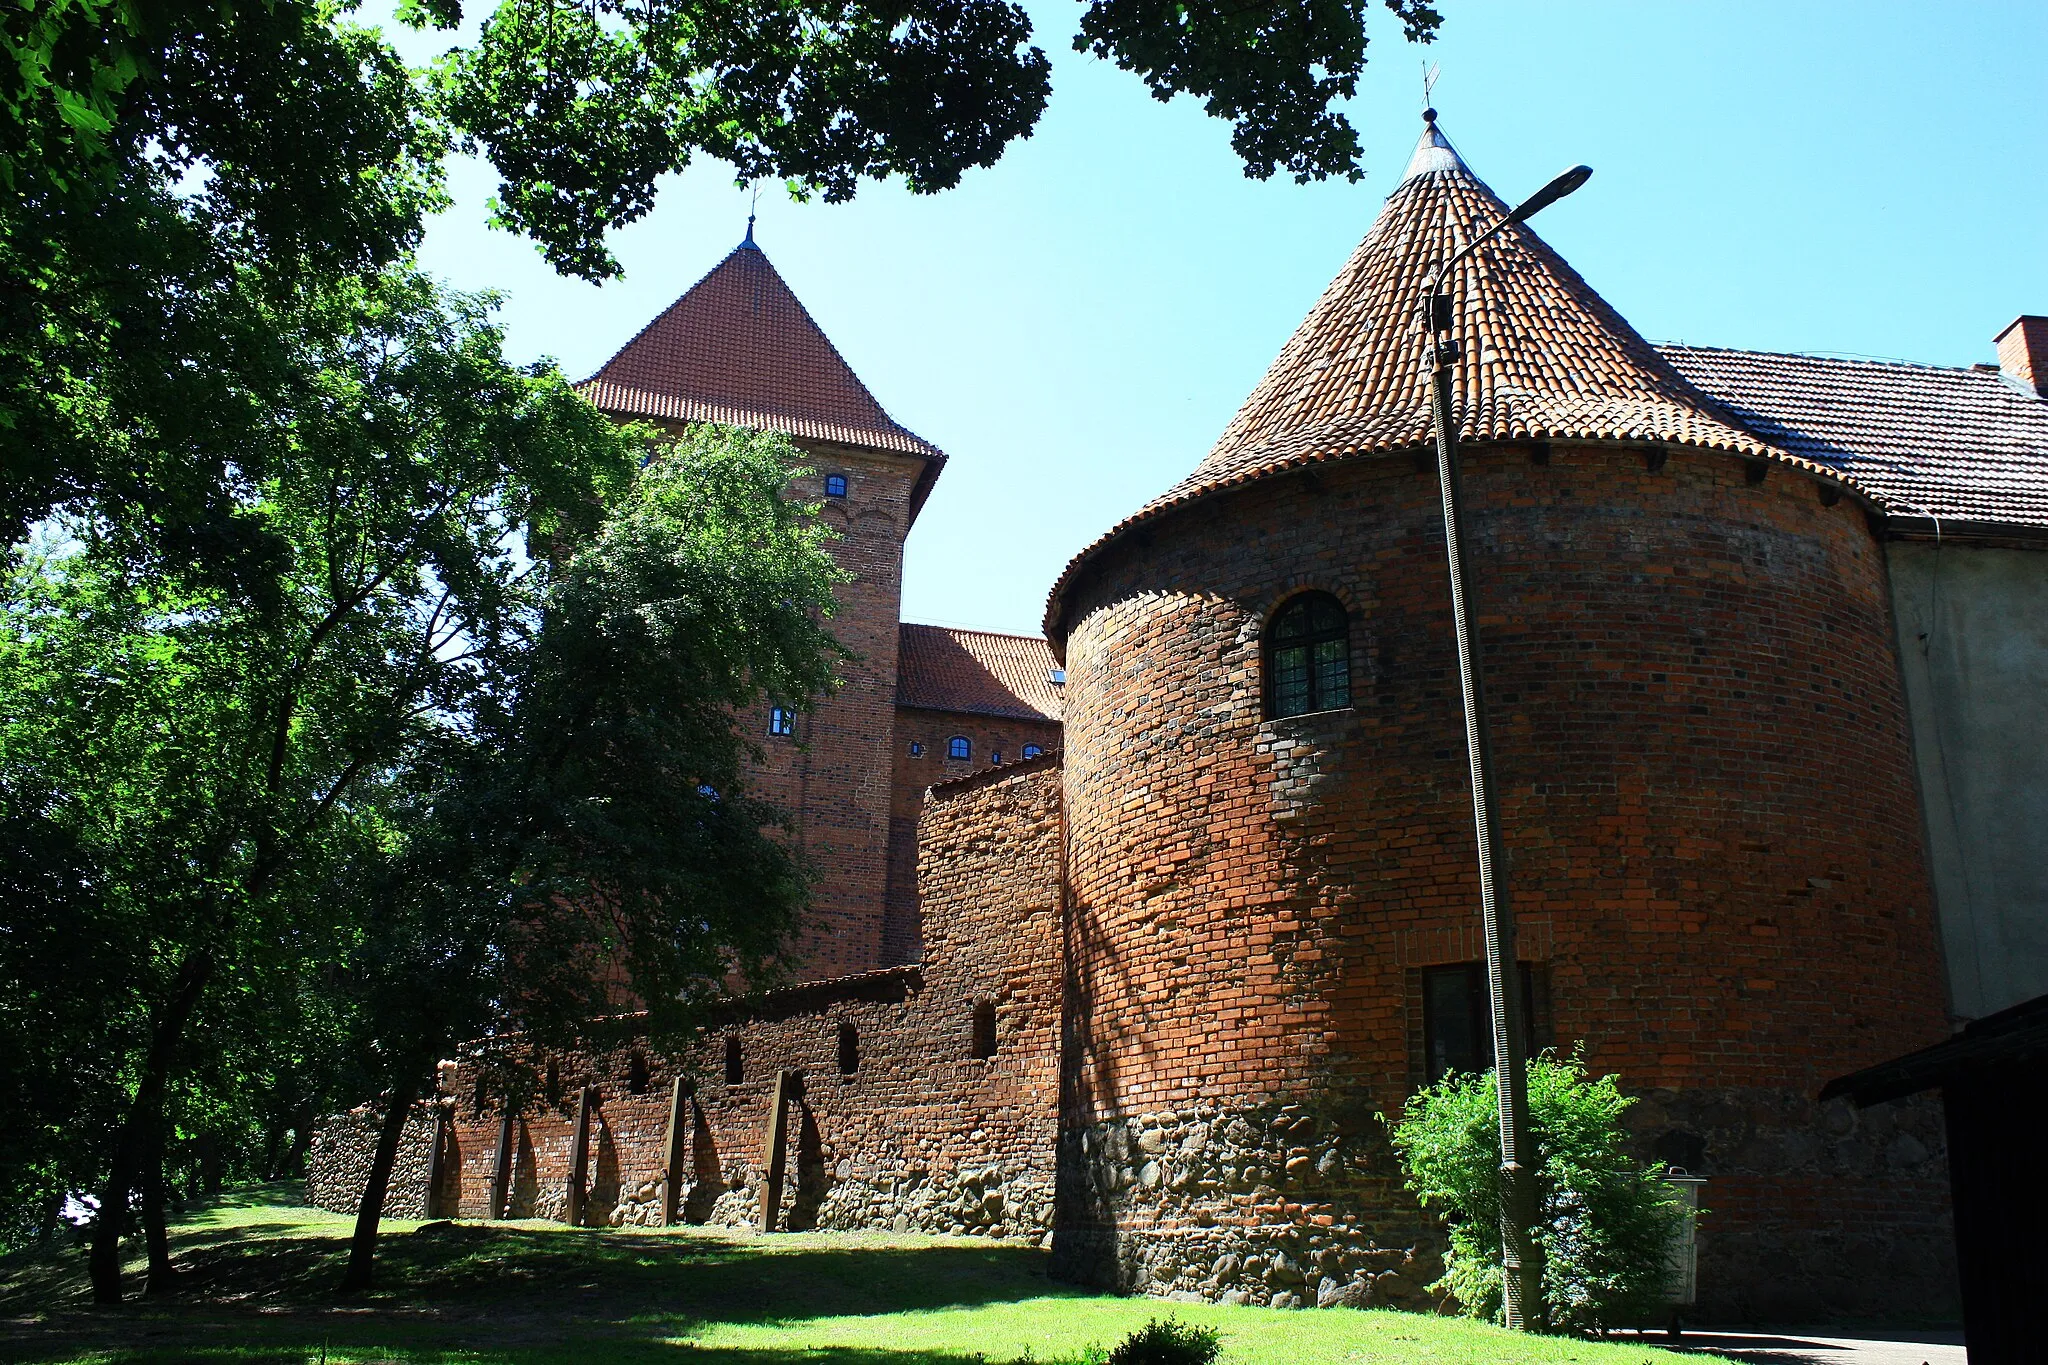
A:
[883,707,1063,962]
[1050,442,1955,1319]
[736,437,925,978]
[408,758,1066,1238]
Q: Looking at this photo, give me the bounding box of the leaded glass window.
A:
[1265,592,1351,718]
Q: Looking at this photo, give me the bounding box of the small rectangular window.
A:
[1421,962,1538,1085]
[824,473,848,498]
[769,705,795,736]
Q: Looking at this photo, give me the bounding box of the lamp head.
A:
[1506,164,1592,223]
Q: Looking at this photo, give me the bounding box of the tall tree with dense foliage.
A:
[2,0,1443,553]
[0,267,649,1298]
[1,0,1446,1300]
[326,425,845,1288]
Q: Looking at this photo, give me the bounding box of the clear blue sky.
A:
[389,1,2046,638]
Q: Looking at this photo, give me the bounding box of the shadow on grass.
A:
[0,1211,1078,1365]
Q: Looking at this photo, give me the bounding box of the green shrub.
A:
[1387,1051,1686,1332]
[1089,1316,1223,1365]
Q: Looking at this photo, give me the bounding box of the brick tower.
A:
[1044,115,1954,1318]
[580,228,947,979]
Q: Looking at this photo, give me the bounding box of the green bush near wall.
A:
[1388,1052,1687,1333]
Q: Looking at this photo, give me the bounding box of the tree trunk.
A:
[143,1116,179,1295]
[340,1067,422,1293]
[88,950,213,1305]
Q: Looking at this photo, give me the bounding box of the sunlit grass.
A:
[0,1186,1725,1365]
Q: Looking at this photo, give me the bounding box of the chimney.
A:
[1994,315,2048,395]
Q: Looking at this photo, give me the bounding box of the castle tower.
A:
[582,233,946,978]
[1044,117,1954,1318]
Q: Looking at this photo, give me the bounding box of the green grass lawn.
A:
[0,1185,1727,1365]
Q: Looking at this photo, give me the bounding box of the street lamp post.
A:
[1420,140,1591,1331]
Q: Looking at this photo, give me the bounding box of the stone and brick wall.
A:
[306,1103,444,1220]
[1051,441,1956,1319]
[312,759,1068,1240]
[883,707,1063,962]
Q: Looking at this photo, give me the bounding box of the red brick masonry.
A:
[412,759,1065,1237]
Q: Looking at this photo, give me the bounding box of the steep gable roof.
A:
[897,624,1063,722]
[1044,116,1849,641]
[1661,345,2048,531]
[579,236,947,521]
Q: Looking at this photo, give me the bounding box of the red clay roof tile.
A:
[1043,118,1882,641]
[578,239,946,520]
[897,624,1063,721]
[1659,345,2048,531]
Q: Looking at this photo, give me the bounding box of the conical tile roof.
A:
[580,236,947,521]
[1045,117,1861,641]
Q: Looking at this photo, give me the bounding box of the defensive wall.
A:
[1049,442,1956,1320]
[310,758,1065,1240]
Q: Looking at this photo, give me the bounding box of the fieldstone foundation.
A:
[306,1103,439,1219]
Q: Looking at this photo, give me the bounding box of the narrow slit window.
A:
[837,1021,859,1076]
[626,1051,650,1095]
[724,1035,744,1084]
[971,1000,997,1060]
[1265,591,1351,718]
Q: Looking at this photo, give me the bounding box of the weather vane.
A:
[1422,61,1440,115]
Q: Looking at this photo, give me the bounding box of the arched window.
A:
[1022,744,1041,759]
[948,736,971,761]
[724,1035,744,1084]
[626,1050,650,1095]
[837,1021,859,1076]
[971,999,997,1060]
[1265,591,1351,718]
[823,473,848,498]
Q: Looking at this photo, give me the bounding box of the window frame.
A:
[1418,961,1541,1086]
[1263,590,1353,719]
[947,736,971,761]
[1021,744,1042,759]
[768,704,796,737]
[823,473,849,498]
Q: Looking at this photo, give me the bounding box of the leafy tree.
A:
[0,265,646,1299]
[2,0,1443,552]
[325,426,844,1288]
[1388,1053,1686,1333]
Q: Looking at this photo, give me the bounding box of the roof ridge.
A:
[902,621,1051,643]
[1656,341,1995,375]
